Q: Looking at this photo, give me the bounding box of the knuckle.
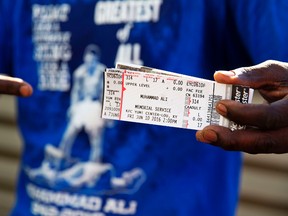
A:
[263,59,279,67]
[235,67,251,77]
[221,137,241,151]
[248,134,276,154]
[264,112,280,129]
[263,106,287,129]
[262,60,287,74]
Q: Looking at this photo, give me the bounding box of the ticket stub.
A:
[101,63,254,131]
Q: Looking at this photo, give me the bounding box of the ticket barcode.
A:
[101,63,254,131]
[210,95,222,125]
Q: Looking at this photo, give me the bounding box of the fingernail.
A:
[20,85,33,97]
[203,129,218,143]
[216,103,227,117]
[215,70,236,77]
[196,131,204,142]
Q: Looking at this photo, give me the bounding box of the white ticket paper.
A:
[101,63,254,131]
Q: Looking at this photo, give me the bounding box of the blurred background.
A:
[0,95,288,216]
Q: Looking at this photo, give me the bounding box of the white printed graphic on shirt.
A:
[27,43,146,193]
[32,4,72,91]
[27,1,164,215]
[94,0,163,65]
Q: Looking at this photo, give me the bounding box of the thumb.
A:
[214,60,288,89]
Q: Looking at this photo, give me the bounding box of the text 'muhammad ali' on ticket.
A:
[101,63,254,131]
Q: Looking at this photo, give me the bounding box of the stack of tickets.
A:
[101,63,254,131]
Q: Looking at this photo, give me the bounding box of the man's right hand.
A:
[196,60,288,154]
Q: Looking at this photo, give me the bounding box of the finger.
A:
[258,88,288,103]
[214,60,288,89]
[216,99,288,129]
[0,75,33,97]
[196,125,288,154]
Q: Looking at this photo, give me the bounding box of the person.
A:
[196,60,288,154]
[0,0,252,216]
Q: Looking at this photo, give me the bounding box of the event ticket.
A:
[101,63,254,130]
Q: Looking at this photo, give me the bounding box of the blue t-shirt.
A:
[228,0,288,64]
[0,0,249,215]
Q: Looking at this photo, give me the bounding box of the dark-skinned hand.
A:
[0,75,33,97]
[196,60,288,154]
